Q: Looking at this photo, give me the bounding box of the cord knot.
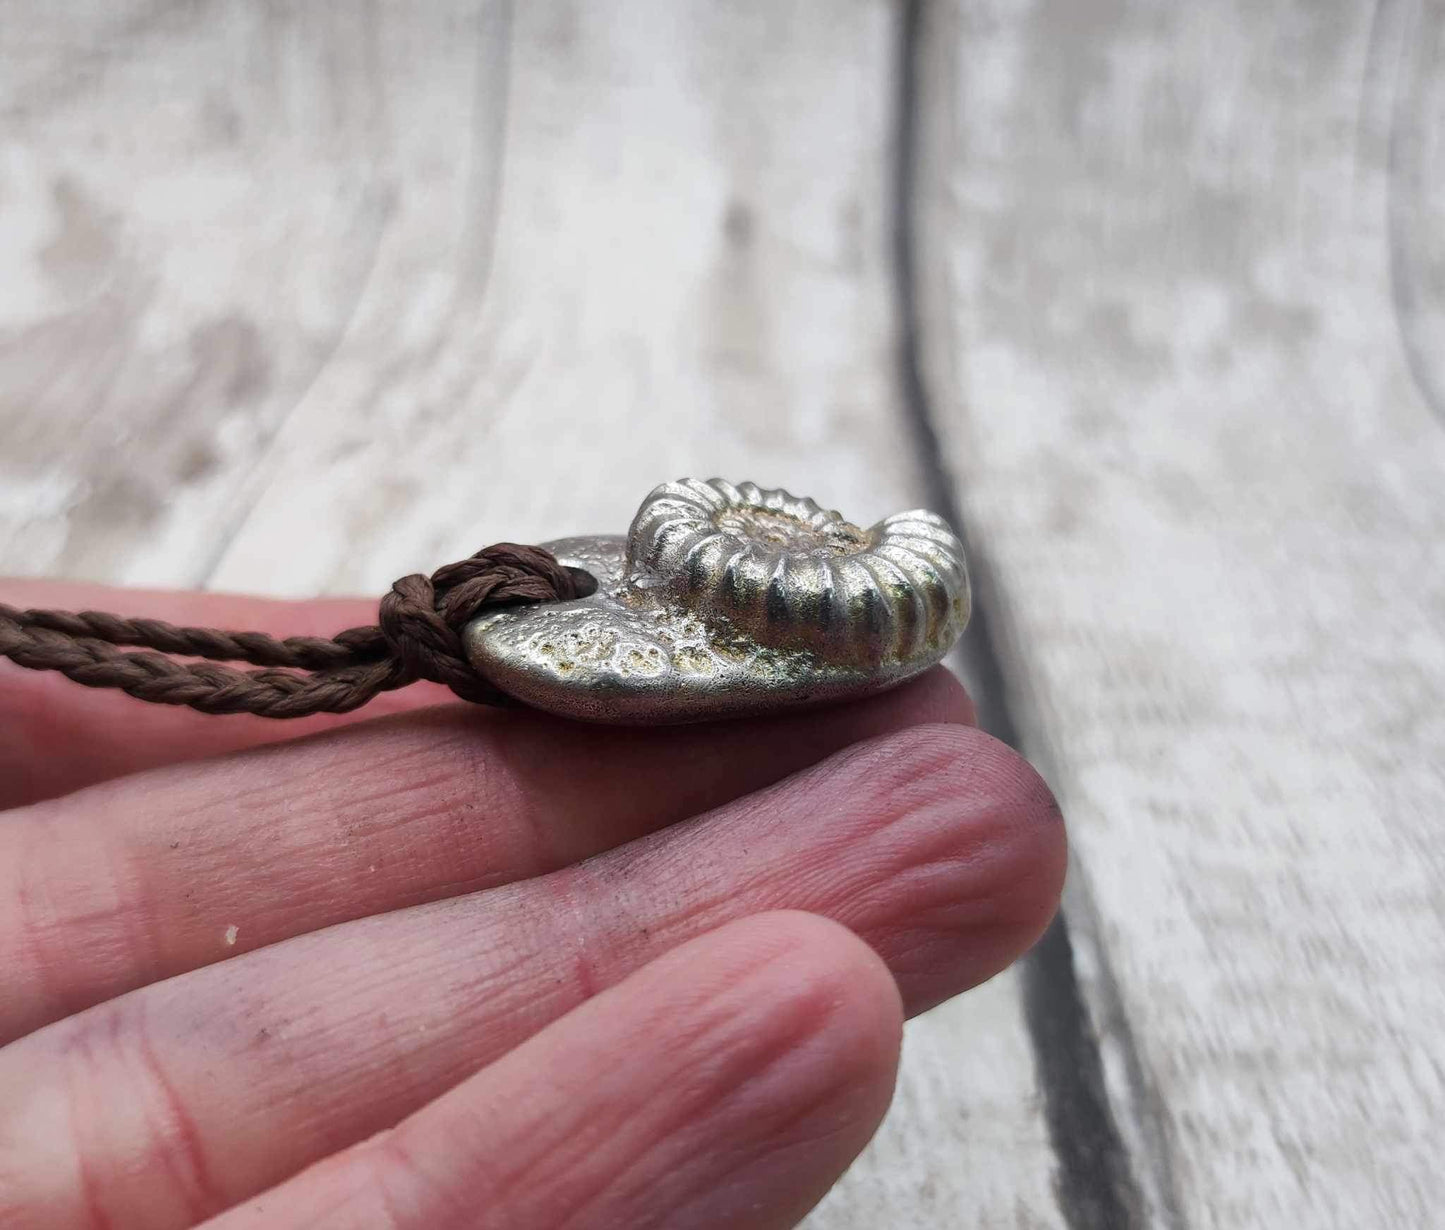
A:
[379,543,586,704]
[1,541,591,717]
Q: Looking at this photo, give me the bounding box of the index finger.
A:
[1,580,455,809]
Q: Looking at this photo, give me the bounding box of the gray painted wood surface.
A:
[917,2,1445,1226]
[1,2,1439,1227]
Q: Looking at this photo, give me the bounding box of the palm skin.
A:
[0,580,1066,1230]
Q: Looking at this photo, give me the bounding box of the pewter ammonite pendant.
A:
[464,479,970,724]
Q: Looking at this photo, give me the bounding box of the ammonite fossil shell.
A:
[464,478,970,724]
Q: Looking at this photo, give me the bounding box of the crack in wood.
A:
[891,4,1163,1227]
[1383,0,1445,429]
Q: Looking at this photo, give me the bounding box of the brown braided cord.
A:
[0,544,587,717]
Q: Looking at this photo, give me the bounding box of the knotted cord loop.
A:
[379,544,587,706]
[0,543,587,717]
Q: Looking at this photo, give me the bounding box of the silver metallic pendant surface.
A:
[464,479,970,724]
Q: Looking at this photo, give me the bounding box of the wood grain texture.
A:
[918,1,1445,1226]
[202,0,934,595]
[0,0,421,582]
[0,3,1065,1227]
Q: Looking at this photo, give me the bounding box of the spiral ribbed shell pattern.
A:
[626,478,969,666]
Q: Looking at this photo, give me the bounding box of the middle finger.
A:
[0,669,971,1043]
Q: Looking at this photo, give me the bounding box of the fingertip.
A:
[908,663,979,727]
[623,912,904,1229]
[714,910,904,1094]
[945,731,1068,951]
[801,722,1068,1014]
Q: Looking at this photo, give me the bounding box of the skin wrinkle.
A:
[477,714,573,875]
[118,835,171,1012]
[550,855,663,998]
[285,900,570,1122]
[218,734,521,897]
[0,722,540,1041]
[6,823,199,1042]
[59,996,223,1230]
[140,717,492,848]
[569,726,1030,1001]
[240,917,901,1230]
[353,953,756,1229]
[314,769,520,904]
[780,734,1064,982]
[579,1003,885,1230]
[11,816,66,1026]
[0,722,1060,1228]
[0,670,971,1046]
[317,785,494,911]
[843,807,1065,1007]
[607,722,983,897]
[643,723,960,888]
[840,791,1043,920]
[655,1064,885,1230]
[589,729,1040,1024]
[549,1024,836,1227]
[7,809,156,1034]
[131,996,225,1222]
[365,1130,452,1230]
[383,920,880,1230]
[68,1015,114,1230]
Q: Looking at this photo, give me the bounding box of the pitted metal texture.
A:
[464,479,970,724]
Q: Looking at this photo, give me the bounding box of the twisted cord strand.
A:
[0,543,586,717]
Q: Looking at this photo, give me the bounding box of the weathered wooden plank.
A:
[0,3,1067,1226]
[918,1,1445,1226]
[204,1,933,596]
[0,0,464,583]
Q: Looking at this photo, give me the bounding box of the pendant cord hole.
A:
[564,567,599,599]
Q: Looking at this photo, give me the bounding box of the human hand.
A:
[0,581,1066,1230]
